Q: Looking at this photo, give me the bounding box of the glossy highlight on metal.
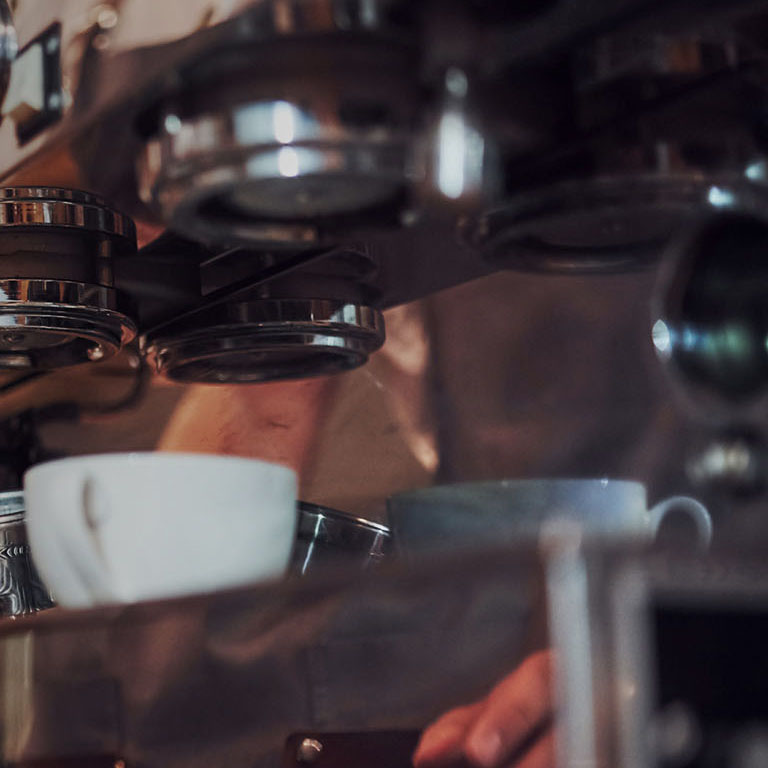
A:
[292,501,391,575]
[141,298,385,383]
[0,187,136,243]
[0,279,137,369]
[0,490,54,617]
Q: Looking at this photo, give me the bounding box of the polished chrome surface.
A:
[0,490,54,617]
[3,0,746,317]
[0,188,138,369]
[0,490,22,519]
[464,174,746,273]
[653,210,768,419]
[140,98,415,247]
[0,188,136,243]
[429,67,494,204]
[141,299,384,383]
[137,6,418,247]
[0,278,122,309]
[293,501,390,575]
[459,29,757,274]
[0,279,137,369]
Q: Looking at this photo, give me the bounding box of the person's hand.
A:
[413,650,555,768]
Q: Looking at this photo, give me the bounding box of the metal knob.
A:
[296,738,323,764]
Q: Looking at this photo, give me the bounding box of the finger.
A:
[464,651,554,768]
[413,701,486,767]
[505,729,556,768]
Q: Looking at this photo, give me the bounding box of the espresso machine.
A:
[2,1,768,767]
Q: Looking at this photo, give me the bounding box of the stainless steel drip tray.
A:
[0,548,543,768]
[141,298,385,383]
[2,541,765,768]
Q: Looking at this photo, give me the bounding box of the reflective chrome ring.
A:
[0,279,137,369]
[141,299,385,383]
[0,279,126,310]
[138,97,416,246]
[463,174,747,274]
[0,188,136,242]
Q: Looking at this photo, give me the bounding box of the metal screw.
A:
[45,36,60,55]
[87,345,105,361]
[296,738,323,764]
[47,92,61,110]
[95,5,119,30]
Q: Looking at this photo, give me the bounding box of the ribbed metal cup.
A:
[0,491,54,616]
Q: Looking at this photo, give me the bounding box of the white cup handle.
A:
[648,495,713,549]
[63,476,117,604]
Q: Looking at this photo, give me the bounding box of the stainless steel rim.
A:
[0,490,23,519]
[138,95,416,244]
[464,173,750,273]
[298,501,391,535]
[293,500,391,575]
[0,279,137,369]
[0,188,136,242]
[141,299,385,382]
[143,299,384,341]
[0,279,124,310]
[0,307,137,343]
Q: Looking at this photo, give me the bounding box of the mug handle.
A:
[648,495,713,549]
[60,476,117,604]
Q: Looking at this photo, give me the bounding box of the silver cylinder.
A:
[0,491,54,617]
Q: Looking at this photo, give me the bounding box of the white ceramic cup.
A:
[23,452,298,608]
[387,478,713,554]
